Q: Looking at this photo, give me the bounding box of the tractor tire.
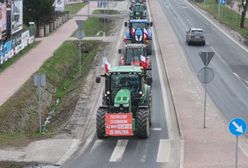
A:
[96,108,107,139]
[102,93,106,105]
[149,90,152,125]
[146,43,152,55]
[136,108,150,138]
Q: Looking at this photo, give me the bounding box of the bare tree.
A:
[240,0,248,28]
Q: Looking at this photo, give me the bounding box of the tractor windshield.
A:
[131,22,147,29]
[133,5,144,12]
[126,47,145,64]
[111,73,140,97]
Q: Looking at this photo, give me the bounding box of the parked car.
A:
[186,28,206,46]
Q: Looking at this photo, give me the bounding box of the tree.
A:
[240,0,248,28]
[23,0,55,29]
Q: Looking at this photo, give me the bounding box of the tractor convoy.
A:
[96,0,153,139]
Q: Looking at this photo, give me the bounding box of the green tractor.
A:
[96,66,152,138]
[129,3,147,19]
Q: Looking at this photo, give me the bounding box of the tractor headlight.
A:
[139,91,143,95]
[107,91,110,94]
[114,104,120,107]
[123,103,129,107]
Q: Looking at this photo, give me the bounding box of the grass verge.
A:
[65,3,86,15]
[0,40,103,147]
[194,0,248,38]
[0,162,34,168]
[0,42,39,74]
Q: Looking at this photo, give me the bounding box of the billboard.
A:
[11,0,23,34]
[54,0,65,12]
[0,2,7,39]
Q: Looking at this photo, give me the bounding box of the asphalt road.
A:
[160,0,248,135]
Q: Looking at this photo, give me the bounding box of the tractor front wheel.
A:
[96,108,107,139]
[136,108,150,138]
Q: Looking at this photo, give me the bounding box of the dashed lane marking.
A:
[109,140,128,162]
[156,139,170,163]
[151,128,162,131]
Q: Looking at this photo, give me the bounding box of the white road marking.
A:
[151,128,162,131]
[109,140,128,162]
[233,72,241,79]
[90,139,104,153]
[156,139,170,163]
[139,141,149,162]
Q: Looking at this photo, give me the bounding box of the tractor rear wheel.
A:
[96,108,107,139]
[136,108,150,138]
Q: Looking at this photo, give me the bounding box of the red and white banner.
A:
[105,113,133,136]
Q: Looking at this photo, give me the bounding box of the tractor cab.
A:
[124,19,153,44]
[119,44,150,68]
[130,3,147,19]
[118,44,152,86]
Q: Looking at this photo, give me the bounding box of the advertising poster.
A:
[3,40,13,61]
[11,0,23,34]
[54,0,65,12]
[14,33,22,54]
[21,30,29,48]
[0,2,7,39]
[0,44,4,64]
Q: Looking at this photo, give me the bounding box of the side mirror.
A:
[146,77,152,85]
[118,49,122,54]
[150,22,153,27]
[124,22,128,27]
[96,76,101,83]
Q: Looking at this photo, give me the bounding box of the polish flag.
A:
[140,55,148,68]
[103,57,111,73]
[143,28,148,42]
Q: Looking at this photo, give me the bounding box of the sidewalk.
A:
[0,2,97,107]
[149,0,248,167]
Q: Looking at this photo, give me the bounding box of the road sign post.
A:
[75,20,85,76]
[198,51,215,128]
[34,74,46,133]
[229,118,247,168]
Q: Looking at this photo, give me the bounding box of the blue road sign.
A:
[229,118,247,136]
[219,0,226,4]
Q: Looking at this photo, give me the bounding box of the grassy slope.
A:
[195,0,248,38]
[0,40,102,147]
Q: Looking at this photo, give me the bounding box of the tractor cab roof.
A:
[129,19,149,23]
[109,66,143,73]
[125,44,147,48]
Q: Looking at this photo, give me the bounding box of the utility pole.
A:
[34,74,46,133]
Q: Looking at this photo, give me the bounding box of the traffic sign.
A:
[34,74,46,87]
[229,118,247,136]
[75,20,84,30]
[219,0,226,4]
[76,30,85,40]
[199,51,215,66]
[198,67,214,84]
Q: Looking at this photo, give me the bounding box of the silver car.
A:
[186,28,206,46]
